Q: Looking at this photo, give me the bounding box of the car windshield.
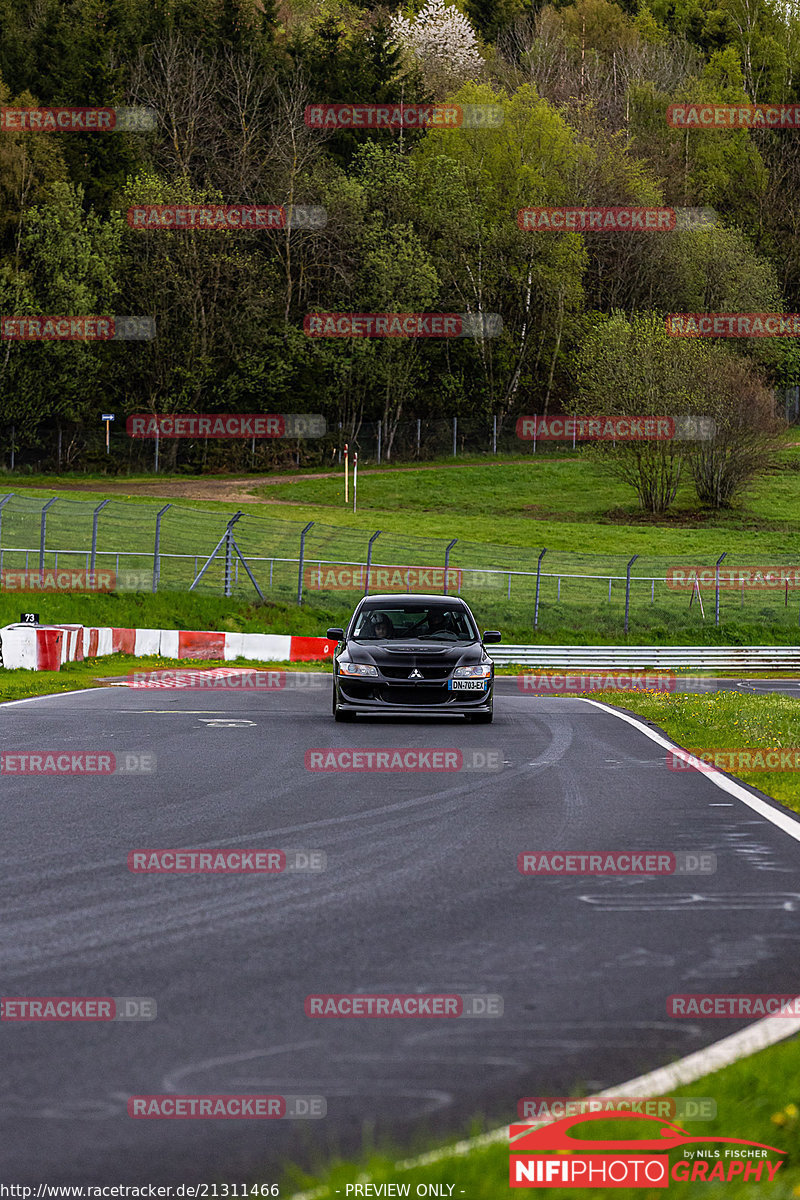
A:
[352,604,477,642]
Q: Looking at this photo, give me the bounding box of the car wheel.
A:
[468,710,493,724]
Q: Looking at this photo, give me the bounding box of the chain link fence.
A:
[0,413,699,473]
[2,492,800,637]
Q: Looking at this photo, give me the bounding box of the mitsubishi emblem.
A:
[409,669,423,679]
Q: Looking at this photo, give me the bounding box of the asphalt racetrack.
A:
[2,676,800,1183]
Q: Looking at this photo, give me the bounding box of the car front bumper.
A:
[335,677,493,713]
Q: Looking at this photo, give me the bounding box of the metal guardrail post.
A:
[153,504,172,592]
[624,554,639,634]
[297,522,314,605]
[534,548,546,630]
[444,539,457,596]
[91,499,111,575]
[364,531,381,596]
[715,552,727,627]
[39,497,57,570]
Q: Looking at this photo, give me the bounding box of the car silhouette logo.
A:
[509,1111,785,1155]
[409,669,423,679]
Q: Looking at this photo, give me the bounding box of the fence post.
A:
[154,428,159,474]
[492,415,497,455]
[364,530,381,596]
[10,426,15,470]
[0,493,12,554]
[534,548,546,630]
[39,497,57,570]
[624,554,639,634]
[377,420,382,465]
[715,552,727,627]
[91,499,111,576]
[153,504,172,592]
[416,419,421,457]
[452,417,457,457]
[444,538,458,595]
[297,521,314,605]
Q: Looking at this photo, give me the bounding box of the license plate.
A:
[449,678,486,691]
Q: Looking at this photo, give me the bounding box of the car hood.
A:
[346,641,485,666]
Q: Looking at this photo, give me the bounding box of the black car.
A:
[327,594,501,723]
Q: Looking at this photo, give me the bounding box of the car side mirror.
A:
[483,631,501,644]
[327,628,345,641]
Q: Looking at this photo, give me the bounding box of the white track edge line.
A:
[288,697,800,1198]
[578,696,800,843]
[287,1005,800,1199]
[0,687,108,707]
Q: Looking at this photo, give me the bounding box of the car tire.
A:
[468,710,493,724]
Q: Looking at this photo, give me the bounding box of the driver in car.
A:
[413,609,454,635]
[371,613,392,639]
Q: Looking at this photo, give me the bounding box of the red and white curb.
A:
[0,623,335,671]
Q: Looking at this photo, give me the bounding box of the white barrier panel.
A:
[236,633,292,661]
[159,630,179,658]
[0,625,38,669]
[134,628,161,656]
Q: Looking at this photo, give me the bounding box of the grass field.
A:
[279,1035,800,1199]
[4,449,800,643]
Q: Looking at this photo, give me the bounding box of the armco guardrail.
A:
[489,645,800,669]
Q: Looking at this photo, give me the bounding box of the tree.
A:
[573,310,711,512]
[686,352,785,506]
[390,0,485,94]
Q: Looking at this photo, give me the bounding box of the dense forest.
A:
[2,0,800,468]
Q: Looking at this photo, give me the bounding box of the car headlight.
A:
[453,665,493,678]
[338,662,379,677]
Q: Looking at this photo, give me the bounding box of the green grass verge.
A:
[280,1037,800,1199]
[5,451,800,643]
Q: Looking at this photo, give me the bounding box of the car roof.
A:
[360,594,466,605]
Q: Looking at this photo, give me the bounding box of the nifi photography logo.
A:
[508,1110,785,1188]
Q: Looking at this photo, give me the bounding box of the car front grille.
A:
[380,666,451,680]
